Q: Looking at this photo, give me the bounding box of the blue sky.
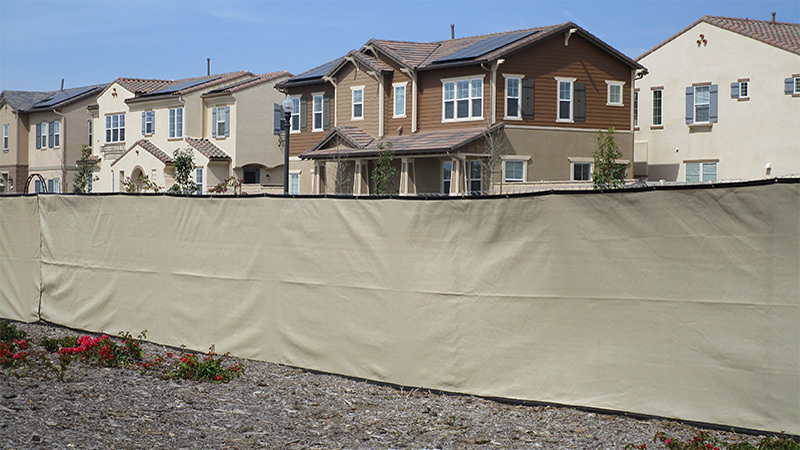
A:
[1,0,798,92]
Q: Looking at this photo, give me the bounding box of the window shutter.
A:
[685,86,694,124]
[36,123,41,149]
[730,82,739,99]
[48,121,55,148]
[273,103,283,135]
[323,95,331,130]
[141,111,146,135]
[169,109,175,138]
[573,82,586,122]
[785,78,794,95]
[224,106,230,137]
[709,84,719,123]
[150,111,155,134]
[300,97,307,131]
[521,79,535,119]
[211,108,217,137]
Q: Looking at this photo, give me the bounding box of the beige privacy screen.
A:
[2,182,799,434]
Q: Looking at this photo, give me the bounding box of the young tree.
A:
[480,123,510,194]
[592,128,628,190]
[168,148,197,195]
[371,141,396,195]
[72,145,96,193]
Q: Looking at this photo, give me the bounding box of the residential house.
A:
[634,15,800,183]
[0,84,106,193]
[275,23,645,195]
[90,70,291,193]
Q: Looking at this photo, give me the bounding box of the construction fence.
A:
[1,180,798,435]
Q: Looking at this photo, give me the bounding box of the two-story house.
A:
[275,23,645,195]
[0,84,106,194]
[90,70,291,193]
[633,15,800,183]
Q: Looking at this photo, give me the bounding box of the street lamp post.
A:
[281,97,294,195]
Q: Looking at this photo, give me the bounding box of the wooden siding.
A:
[283,83,335,157]
[336,63,380,137]
[382,58,413,137]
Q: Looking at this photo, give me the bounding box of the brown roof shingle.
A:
[203,71,293,95]
[111,139,173,167]
[185,137,231,160]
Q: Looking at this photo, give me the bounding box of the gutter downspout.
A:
[322,76,338,127]
[53,108,67,192]
[400,68,418,133]
[483,59,505,125]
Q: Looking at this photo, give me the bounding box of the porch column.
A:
[313,162,322,194]
[399,157,409,196]
[354,159,363,196]
[449,158,462,195]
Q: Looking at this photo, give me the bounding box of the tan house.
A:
[90,70,291,193]
[0,85,106,193]
[634,15,800,183]
[275,23,645,195]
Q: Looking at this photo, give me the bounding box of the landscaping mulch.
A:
[1,320,764,449]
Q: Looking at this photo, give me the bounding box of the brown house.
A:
[275,23,646,195]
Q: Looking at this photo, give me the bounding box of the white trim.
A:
[350,86,364,121]
[503,159,526,183]
[392,82,407,119]
[693,85,711,124]
[500,154,532,161]
[651,89,663,127]
[503,124,634,134]
[312,92,324,132]
[570,161,592,181]
[503,74,524,120]
[169,107,184,139]
[555,77,576,123]
[441,74,486,123]
[738,80,749,99]
[794,77,800,95]
[289,95,301,134]
[441,160,453,195]
[605,80,625,106]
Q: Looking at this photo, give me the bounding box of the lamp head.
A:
[281,96,294,114]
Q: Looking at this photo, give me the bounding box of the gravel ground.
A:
[1,321,764,449]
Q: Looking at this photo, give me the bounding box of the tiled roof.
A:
[185,137,231,160]
[127,72,254,103]
[1,84,107,112]
[112,139,173,167]
[301,124,503,160]
[203,71,292,95]
[638,15,800,60]
[115,78,173,95]
[345,51,393,73]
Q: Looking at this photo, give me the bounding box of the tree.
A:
[72,145,96,193]
[167,148,197,195]
[480,123,510,194]
[370,142,396,195]
[592,128,628,190]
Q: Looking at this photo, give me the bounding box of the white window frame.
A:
[555,77,576,123]
[213,106,228,138]
[738,81,749,99]
[504,74,523,120]
[195,167,204,194]
[503,159,526,183]
[53,120,60,147]
[685,161,718,183]
[351,86,364,121]
[87,120,92,147]
[441,160,453,194]
[694,85,711,124]
[393,82,407,118]
[633,90,639,128]
[606,80,625,106]
[467,160,482,194]
[794,77,800,94]
[3,124,8,151]
[40,121,48,148]
[570,160,593,181]
[289,171,300,195]
[169,107,184,139]
[652,89,663,127]
[143,110,155,135]
[105,113,125,143]
[312,93,324,132]
[441,75,484,123]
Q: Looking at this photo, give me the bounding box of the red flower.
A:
[215,375,222,381]
[665,439,671,445]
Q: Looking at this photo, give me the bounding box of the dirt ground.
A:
[1,320,765,449]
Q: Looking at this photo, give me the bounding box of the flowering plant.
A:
[209,176,243,195]
[139,345,243,382]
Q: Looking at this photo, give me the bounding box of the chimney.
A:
[451,24,455,39]
[60,78,64,91]
[207,58,211,76]
[771,12,776,23]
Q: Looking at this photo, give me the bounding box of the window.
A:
[468,161,482,194]
[686,84,718,124]
[634,91,639,128]
[505,76,521,118]
[289,173,299,195]
[351,87,363,120]
[556,78,574,122]
[47,178,59,193]
[169,108,183,138]
[393,83,406,118]
[313,94,323,131]
[787,77,800,95]
[796,77,800,94]
[243,167,260,184]
[652,89,663,127]
[38,121,47,148]
[685,162,717,183]
[442,76,483,121]
[142,110,155,135]
[2,124,7,151]
[504,160,524,183]
[212,106,229,138]
[738,81,748,99]
[53,120,60,147]
[195,168,203,194]
[606,81,624,106]
[290,97,300,132]
[573,162,592,181]
[87,120,92,146]
[105,113,125,143]
[442,161,452,194]
[34,179,42,193]
[694,86,710,123]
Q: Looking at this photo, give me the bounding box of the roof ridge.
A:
[704,14,800,26]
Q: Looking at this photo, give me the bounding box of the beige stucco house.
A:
[0,85,106,193]
[90,71,290,193]
[634,15,800,183]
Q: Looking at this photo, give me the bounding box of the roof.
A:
[301,123,504,160]
[127,71,253,103]
[111,139,173,167]
[638,15,800,60]
[185,137,231,160]
[277,58,344,88]
[115,78,174,95]
[1,84,108,112]
[203,71,293,96]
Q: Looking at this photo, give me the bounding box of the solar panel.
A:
[206,77,256,94]
[34,86,95,108]
[290,58,343,82]
[143,77,220,96]
[433,31,536,64]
